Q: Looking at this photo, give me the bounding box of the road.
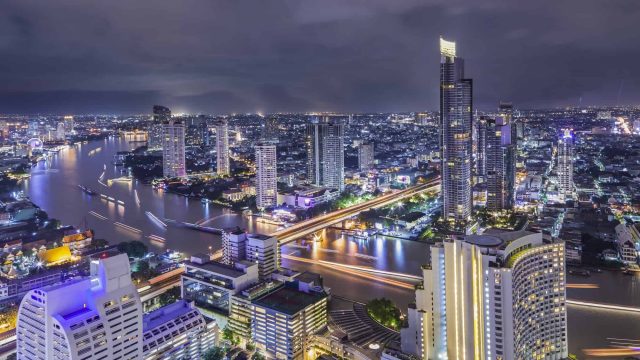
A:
[272,177,441,244]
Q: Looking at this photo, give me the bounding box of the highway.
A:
[272,177,441,244]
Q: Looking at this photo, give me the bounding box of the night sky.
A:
[1,0,639,114]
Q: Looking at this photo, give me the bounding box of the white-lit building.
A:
[142,300,218,360]
[162,120,186,178]
[16,254,144,360]
[306,116,345,191]
[557,129,574,202]
[401,230,568,360]
[255,142,277,209]
[216,119,230,176]
[246,234,279,280]
[222,228,247,266]
[358,142,375,172]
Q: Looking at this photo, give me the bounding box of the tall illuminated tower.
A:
[162,120,186,178]
[306,116,344,191]
[557,129,574,201]
[401,231,568,360]
[255,142,277,209]
[485,103,516,211]
[150,105,171,149]
[216,119,230,176]
[440,37,473,223]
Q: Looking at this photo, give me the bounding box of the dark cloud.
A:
[0,0,638,114]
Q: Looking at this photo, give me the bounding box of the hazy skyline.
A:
[1,0,639,114]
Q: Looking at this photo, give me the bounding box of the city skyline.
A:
[1,1,639,114]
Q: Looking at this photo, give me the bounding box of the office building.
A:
[142,300,218,360]
[358,142,375,171]
[222,228,247,266]
[162,120,186,178]
[401,230,568,360]
[181,254,258,316]
[475,116,488,182]
[16,254,144,360]
[251,275,328,360]
[246,234,279,280]
[216,119,230,176]
[306,116,345,191]
[484,103,516,211]
[150,105,171,149]
[439,37,473,223]
[255,142,278,209]
[557,129,574,202]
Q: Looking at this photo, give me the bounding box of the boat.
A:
[77,185,97,196]
[568,269,591,277]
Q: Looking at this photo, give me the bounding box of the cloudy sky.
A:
[1,0,639,114]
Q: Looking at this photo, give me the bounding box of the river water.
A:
[23,136,640,358]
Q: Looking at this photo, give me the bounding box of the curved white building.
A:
[401,230,567,360]
[16,254,143,360]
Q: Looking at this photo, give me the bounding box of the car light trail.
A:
[145,211,167,228]
[134,190,141,206]
[88,211,107,220]
[582,348,640,357]
[114,222,142,233]
[148,235,166,243]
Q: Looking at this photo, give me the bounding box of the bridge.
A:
[272,177,441,245]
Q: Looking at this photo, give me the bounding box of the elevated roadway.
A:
[272,177,441,244]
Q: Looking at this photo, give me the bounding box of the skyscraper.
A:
[16,254,144,360]
[358,142,375,172]
[306,116,345,191]
[401,231,568,360]
[222,228,247,265]
[216,119,230,176]
[245,234,279,280]
[485,103,517,211]
[150,105,171,149]
[557,129,574,202]
[162,120,186,178]
[255,142,277,209]
[440,37,473,223]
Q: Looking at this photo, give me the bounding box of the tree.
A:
[366,298,402,330]
[251,352,265,360]
[223,326,240,345]
[158,286,181,307]
[203,346,226,360]
[117,241,148,258]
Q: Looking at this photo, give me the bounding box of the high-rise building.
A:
[215,119,230,176]
[440,37,473,223]
[63,115,75,135]
[557,129,574,202]
[162,120,186,178]
[56,122,66,141]
[251,276,328,359]
[475,116,488,182]
[222,228,247,265]
[150,105,171,149]
[142,300,218,360]
[255,142,277,209]
[306,116,345,191]
[358,142,375,172]
[484,103,516,211]
[401,231,568,360]
[245,234,279,280]
[16,254,144,360]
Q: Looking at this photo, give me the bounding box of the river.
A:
[22,136,640,358]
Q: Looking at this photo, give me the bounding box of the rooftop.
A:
[143,300,197,332]
[184,260,247,278]
[253,283,326,315]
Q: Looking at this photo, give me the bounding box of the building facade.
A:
[306,116,345,191]
[245,234,279,281]
[150,105,171,149]
[16,254,144,360]
[162,120,186,178]
[401,231,568,360]
[216,119,230,176]
[222,228,247,266]
[439,37,473,223]
[557,129,574,202]
[358,142,375,172]
[484,103,516,211]
[255,142,278,209]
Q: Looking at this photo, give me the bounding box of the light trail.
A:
[134,190,141,206]
[114,222,142,234]
[99,171,105,181]
[282,254,417,289]
[98,179,109,187]
[148,235,166,243]
[582,348,640,357]
[566,283,599,289]
[566,299,640,313]
[145,211,168,228]
[88,211,107,220]
[117,200,125,206]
